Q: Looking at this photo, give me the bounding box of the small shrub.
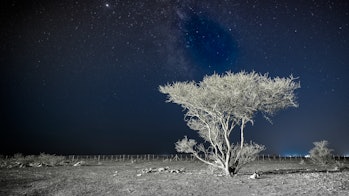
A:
[22,155,36,166]
[37,153,66,166]
[0,155,7,168]
[309,140,333,166]
[333,161,347,171]
[299,159,305,165]
[13,153,24,161]
[0,153,67,168]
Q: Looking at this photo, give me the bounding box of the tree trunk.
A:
[224,165,232,176]
[240,119,245,149]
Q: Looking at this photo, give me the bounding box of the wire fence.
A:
[63,154,349,162]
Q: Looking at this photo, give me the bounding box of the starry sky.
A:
[1,0,348,156]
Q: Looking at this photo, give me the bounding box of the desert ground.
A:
[1,158,349,196]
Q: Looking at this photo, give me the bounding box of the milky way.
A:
[1,0,348,155]
[180,12,237,71]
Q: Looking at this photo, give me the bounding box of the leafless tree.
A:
[159,71,300,176]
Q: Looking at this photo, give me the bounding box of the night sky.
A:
[1,0,348,156]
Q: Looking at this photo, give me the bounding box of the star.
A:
[1,0,348,156]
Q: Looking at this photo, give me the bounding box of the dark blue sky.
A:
[1,0,348,156]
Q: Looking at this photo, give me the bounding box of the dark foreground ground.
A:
[1,159,349,196]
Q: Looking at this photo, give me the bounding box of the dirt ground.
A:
[1,160,348,196]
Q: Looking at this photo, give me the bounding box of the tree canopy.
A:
[159,71,300,176]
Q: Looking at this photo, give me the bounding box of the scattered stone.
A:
[29,162,42,167]
[7,162,24,168]
[170,169,179,173]
[73,161,85,167]
[140,166,185,174]
[170,168,185,173]
[112,171,118,176]
[158,167,166,172]
[141,168,155,174]
[42,162,55,167]
[249,172,260,179]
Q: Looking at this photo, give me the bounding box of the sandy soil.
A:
[0,160,348,196]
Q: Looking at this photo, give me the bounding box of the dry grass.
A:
[0,159,348,196]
